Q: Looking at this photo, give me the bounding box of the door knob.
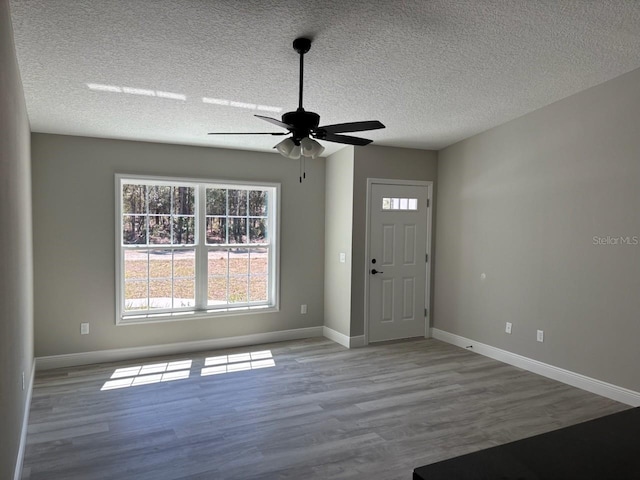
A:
[371,269,384,275]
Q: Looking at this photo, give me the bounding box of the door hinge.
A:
[427,198,430,208]
[424,308,428,317]
[425,253,428,262]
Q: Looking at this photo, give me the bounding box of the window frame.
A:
[115,174,280,325]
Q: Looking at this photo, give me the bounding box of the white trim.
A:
[14,362,35,480]
[116,305,278,325]
[323,326,350,348]
[431,328,640,407]
[424,183,433,336]
[322,327,366,349]
[364,178,433,345]
[36,326,323,370]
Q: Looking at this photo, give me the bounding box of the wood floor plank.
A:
[22,338,628,479]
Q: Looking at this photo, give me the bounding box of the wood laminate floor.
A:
[22,338,628,480]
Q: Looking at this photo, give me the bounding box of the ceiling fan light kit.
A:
[300,137,325,158]
[275,137,324,159]
[289,144,302,160]
[275,137,296,157]
[208,37,385,181]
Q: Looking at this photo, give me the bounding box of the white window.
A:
[116,175,279,324]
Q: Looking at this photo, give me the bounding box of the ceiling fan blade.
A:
[254,115,292,130]
[318,120,385,134]
[208,132,287,135]
[321,133,373,146]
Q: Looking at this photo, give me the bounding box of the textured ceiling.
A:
[9,0,640,156]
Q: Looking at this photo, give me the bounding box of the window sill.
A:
[117,305,278,325]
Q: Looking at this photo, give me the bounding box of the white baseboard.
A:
[14,361,35,480]
[431,328,640,407]
[36,326,324,370]
[323,327,366,348]
[323,326,350,348]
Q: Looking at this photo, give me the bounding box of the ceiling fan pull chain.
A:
[299,156,303,183]
[303,156,306,179]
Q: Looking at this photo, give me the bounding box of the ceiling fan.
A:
[208,37,385,181]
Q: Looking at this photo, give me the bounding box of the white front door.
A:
[368,183,429,342]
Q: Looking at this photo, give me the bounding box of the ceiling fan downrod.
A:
[293,37,311,111]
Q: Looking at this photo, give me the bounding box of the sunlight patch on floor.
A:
[100,350,276,390]
[101,360,192,390]
[201,350,275,376]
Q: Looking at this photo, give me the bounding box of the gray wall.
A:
[435,67,640,391]
[31,134,325,356]
[324,147,354,336]
[351,145,438,337]
[0,0,34,477]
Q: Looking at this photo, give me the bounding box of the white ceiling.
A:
[9,0,640,156]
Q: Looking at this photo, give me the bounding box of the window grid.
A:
[123,247,197,312]
[117,177,278,322]
[204,187,269,307]
[205,246,271,305]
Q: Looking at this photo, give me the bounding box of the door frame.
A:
[363,178,433,345]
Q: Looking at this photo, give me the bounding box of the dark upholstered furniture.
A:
[414,407,640,480]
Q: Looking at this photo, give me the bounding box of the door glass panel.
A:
[382,197,419,211]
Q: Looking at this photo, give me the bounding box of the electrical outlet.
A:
[537,330,544,342]
[80,322,90,335]
[339,252,346,263]
[300,304,307,314]
[505,322,512,334]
